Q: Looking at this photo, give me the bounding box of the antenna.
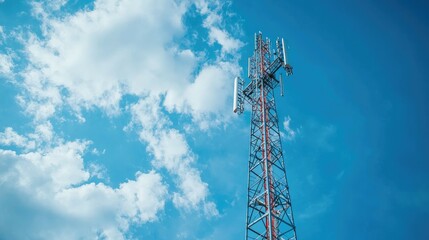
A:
[232,77,244,114]
[282,38,287,64]
[247,58,251,78]
[254,33,257,50]
[234,32,297,240]
[233,77,238,112]
[282,38,293,75]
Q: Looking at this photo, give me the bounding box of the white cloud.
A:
[0,123,55,150]
[46,0,68,11]
[164,61,240,129]
[0,144,167,239]
[31,121,54,142]
[128,95,218,217]
[208,27,243,53]
[0,127,29,148]
[24,140,90,191]
[0,122,168,239]
[19,0,241,127]
[91,147,105,156]
[0,53,13,75]
[0,26,5,42]
[21,0,193,120]
[88,162,108,180]
[196,0,243,55]
[283,115,298,141]
[118,171,167,222]
[2,0,242,237]
[0,27,16,77]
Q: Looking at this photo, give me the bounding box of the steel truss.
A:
[242,32,296,240]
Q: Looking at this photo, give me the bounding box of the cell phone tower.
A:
[233,32,297,240]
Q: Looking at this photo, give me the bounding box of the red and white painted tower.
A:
[234,32,297,240]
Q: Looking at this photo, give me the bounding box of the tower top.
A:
[233,32,293,115]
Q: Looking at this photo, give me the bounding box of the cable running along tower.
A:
[233,32,297,240]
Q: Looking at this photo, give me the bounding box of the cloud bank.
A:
[0,0,242,238]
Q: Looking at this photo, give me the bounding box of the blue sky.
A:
[0,0,428,239]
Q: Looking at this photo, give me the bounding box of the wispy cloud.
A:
[303,120,336,151]
[283,115,299,141]
[127,95,219,217]
[298,193,334,219]
[0,53,13,76]
[0,127,30,148]
[336,170,345,180]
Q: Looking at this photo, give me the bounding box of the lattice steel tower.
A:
[233,32,297,240]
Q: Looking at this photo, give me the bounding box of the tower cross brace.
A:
[234,32,297,240]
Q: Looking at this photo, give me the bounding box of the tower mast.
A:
[234,32,297,240]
